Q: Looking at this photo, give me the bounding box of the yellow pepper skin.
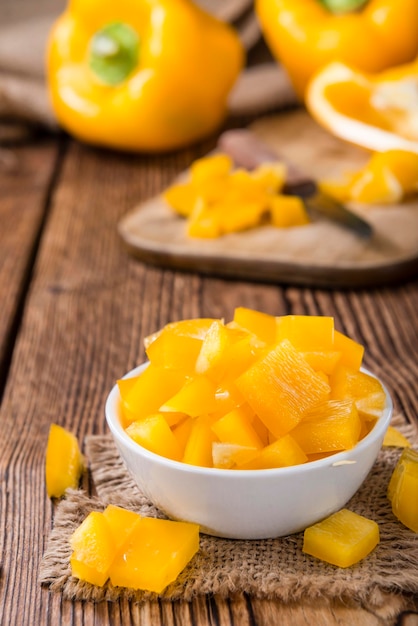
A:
[47,0,244,152]
[255,0,418,98]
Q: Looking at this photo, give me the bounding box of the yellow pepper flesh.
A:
[255,0,418,97]
[47,0,244,152]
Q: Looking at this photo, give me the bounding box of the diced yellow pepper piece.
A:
[251,414,270,447]
[126,414,182,462]
[70,511,116,587]
[182,416,217,467]
[102,505,142,553]
[186,199,221,239]
[218,332,266,384]
[190,153,232,186]
[45,424,84,498]
[388,448,418,532]
[214,201,266,234]
[269,195,310,227]
[117,365,186,426]
[383,426,412,448]
[291,400,361,454]
[303,509,380,568]
[211,407,264,449]
[161,411,189,428]
[144,318,218,349]
[145,326,203,374]
[359,415,377,441]
[162,182,197,217]
[109,517,200,593]
[172,416,194,454]
[195,320,239,378]
[333,330,364,371]
[388,447,418,500]
[227,169,269,204]
[212,442,260,469]
[236,339,330,438]
[276,315,335,352]
[241,434,308,469]
[372,150,418,195]
[233,307,277,345]
[160,375,218,417]
[350,165,403,204]
[319,178,352,202]
[299,351,342,375]
[330,366,386,419]
[251,162,287,193]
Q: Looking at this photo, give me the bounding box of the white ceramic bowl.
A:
[105,363,392,539]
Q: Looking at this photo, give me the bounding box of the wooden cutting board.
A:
[118,110,418,288]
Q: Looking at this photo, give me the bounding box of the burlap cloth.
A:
[40,415,418,614]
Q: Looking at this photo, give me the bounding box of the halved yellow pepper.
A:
[47,0,244,152]
[307,58,418,154]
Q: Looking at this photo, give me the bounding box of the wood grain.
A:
[0,141,59,394]
[0,136,417,626]
[119,110,418,288]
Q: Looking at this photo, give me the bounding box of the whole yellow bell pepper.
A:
[255,0,418,98]
[47,0,244,152]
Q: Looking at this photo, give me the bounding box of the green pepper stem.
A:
[91,35,120,59]
[89,22,140,86]
[319,0,368,13]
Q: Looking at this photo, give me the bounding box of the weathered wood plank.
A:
[0,140,59,393]
[0,137,417,626]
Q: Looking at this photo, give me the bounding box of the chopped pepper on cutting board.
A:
[255,0,418,97]
[47,0,244,152]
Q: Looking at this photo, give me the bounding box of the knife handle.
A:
[218,129,316,196]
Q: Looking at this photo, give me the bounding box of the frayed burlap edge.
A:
[40,417,418,610]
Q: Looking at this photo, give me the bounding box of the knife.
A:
[218,129,373,239]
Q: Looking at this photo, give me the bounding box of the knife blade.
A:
[218,129,373,239]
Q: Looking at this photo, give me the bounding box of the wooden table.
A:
[1,127,418,626]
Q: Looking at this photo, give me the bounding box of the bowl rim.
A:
[105,362,393,478]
